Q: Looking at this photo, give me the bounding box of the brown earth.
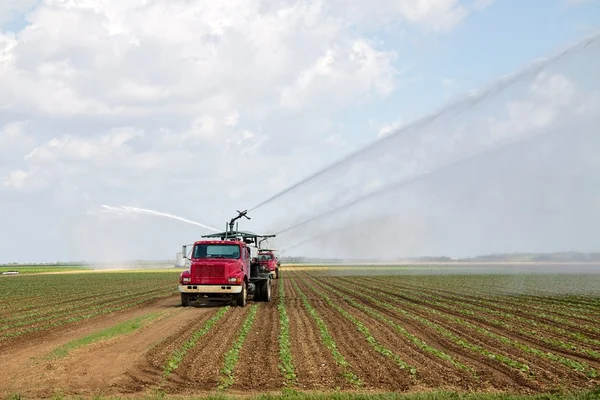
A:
[356,277,600,364]
[330,276,599,391]
[1,272,599,399]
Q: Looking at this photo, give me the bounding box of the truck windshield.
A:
[193,244,241,259]
[258,254,273,261]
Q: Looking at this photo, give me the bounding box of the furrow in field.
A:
[362,277,600,358]
[231,283,282,391]
[307,273,543,393]
[291,278,363,387]
[337,277,598,387]
[293,274,414,391]
[356,281,600,362]
[369,277,600,337]
[284,277,351,390]
[167,307,251,391]
[327,277,585,389]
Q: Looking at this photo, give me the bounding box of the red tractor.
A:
[178,210,276,307]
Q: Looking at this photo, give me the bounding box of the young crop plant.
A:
[307,277,477,376]
[323,278,531,376]
[163,307,230,378]
[291,280,363,387]
[218,304,260,390]
[277,278,297,385]
[364,277,600,359]
[302,279,418,377]
[346,279,598,379]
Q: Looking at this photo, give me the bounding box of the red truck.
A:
[258,249,280,279]
[178,211,276,307]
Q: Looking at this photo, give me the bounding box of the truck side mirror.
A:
[182,245,188,259]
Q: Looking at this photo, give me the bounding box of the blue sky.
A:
[1,0,599,263]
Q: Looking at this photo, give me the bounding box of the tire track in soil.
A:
[320,277,545,393]
[164,306,251,392]
[354,278,600,375]
[285,277,350,390]
[0,296,183,398]
[336,277,596,391]
[230,282,281,391]
[292,276,415,392]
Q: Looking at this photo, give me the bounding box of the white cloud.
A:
[0,121,35,153]
[0,0,533,262]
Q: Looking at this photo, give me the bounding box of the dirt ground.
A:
[1,273,599,399]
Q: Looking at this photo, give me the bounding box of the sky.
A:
[1,0,599,263]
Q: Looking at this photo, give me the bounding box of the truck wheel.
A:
[181,293,191,307]
[275,268,279,279]
[264,279,272,302]
[236,281,247,307]
[254,282,263,301]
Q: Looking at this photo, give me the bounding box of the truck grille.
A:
[194,265,225,278]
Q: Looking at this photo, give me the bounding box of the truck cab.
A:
[178,222,276,307]
[179,240,250,307]
[258,250,280,279]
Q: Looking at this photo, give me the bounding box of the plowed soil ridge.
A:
[284,278,350,390]
[231,281,282,391]
[167,307,250,391]
[306,273,546,393]
[354,277,600,373]
[333,277,597,391]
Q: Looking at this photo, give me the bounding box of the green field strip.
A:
[277,277,297,385]
[298,276,419,377]
[359,277,600,360]
[218,304,260,390]
[0,289,175,342]
[0,286,172,331]
[45,311,166,359]
[374,277,600,328]
[383,276,600,311]
[163,306,230,378]
[338,278,598,379]
[291,280,363,387]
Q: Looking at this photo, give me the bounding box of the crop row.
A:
[331,276,598,379]
[379,277,600,324]
[299,277,418,377]
[361,277,600,357]
[303,274,529,377]
[291,280,363,387]
[0,288,174,342]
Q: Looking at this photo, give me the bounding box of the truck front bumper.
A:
[178,284,242,294]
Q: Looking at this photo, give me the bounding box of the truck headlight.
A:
[228,277,241,283]
[182,277,190,283]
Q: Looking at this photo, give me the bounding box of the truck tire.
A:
[254,282,263,301]
[181,293,191,307]
[236,281,247,307]
[275,268,279,279]
[264,279,272,302]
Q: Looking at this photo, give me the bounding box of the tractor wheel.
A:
[181,293,191,307]
[236,281,247,307]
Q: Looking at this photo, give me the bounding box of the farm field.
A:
[1,266,599,399]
